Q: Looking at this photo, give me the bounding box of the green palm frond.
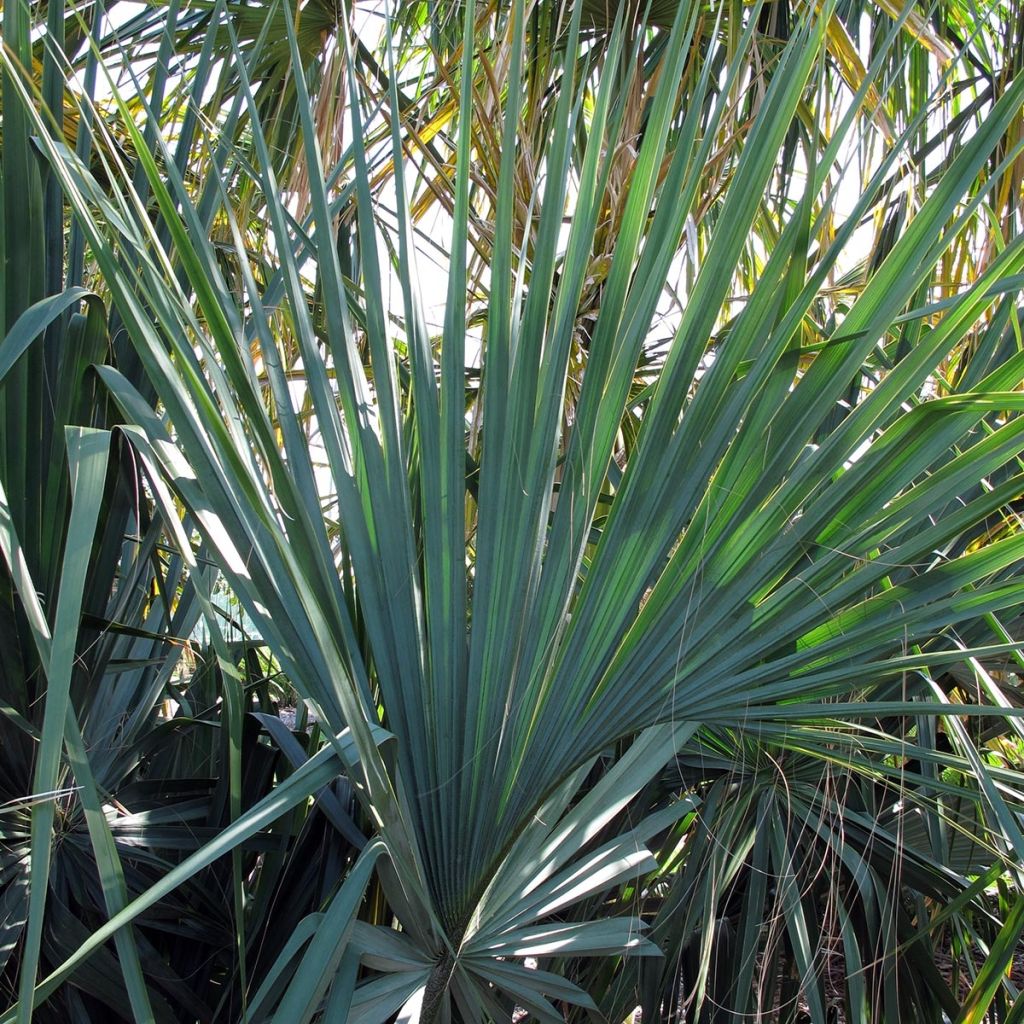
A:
[3,0,1024,1021]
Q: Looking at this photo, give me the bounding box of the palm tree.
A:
[3,0,1024,1021]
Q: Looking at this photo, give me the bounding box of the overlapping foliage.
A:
[3,0,1024,1021]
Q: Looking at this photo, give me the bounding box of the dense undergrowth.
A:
[3,0,1024,1020]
